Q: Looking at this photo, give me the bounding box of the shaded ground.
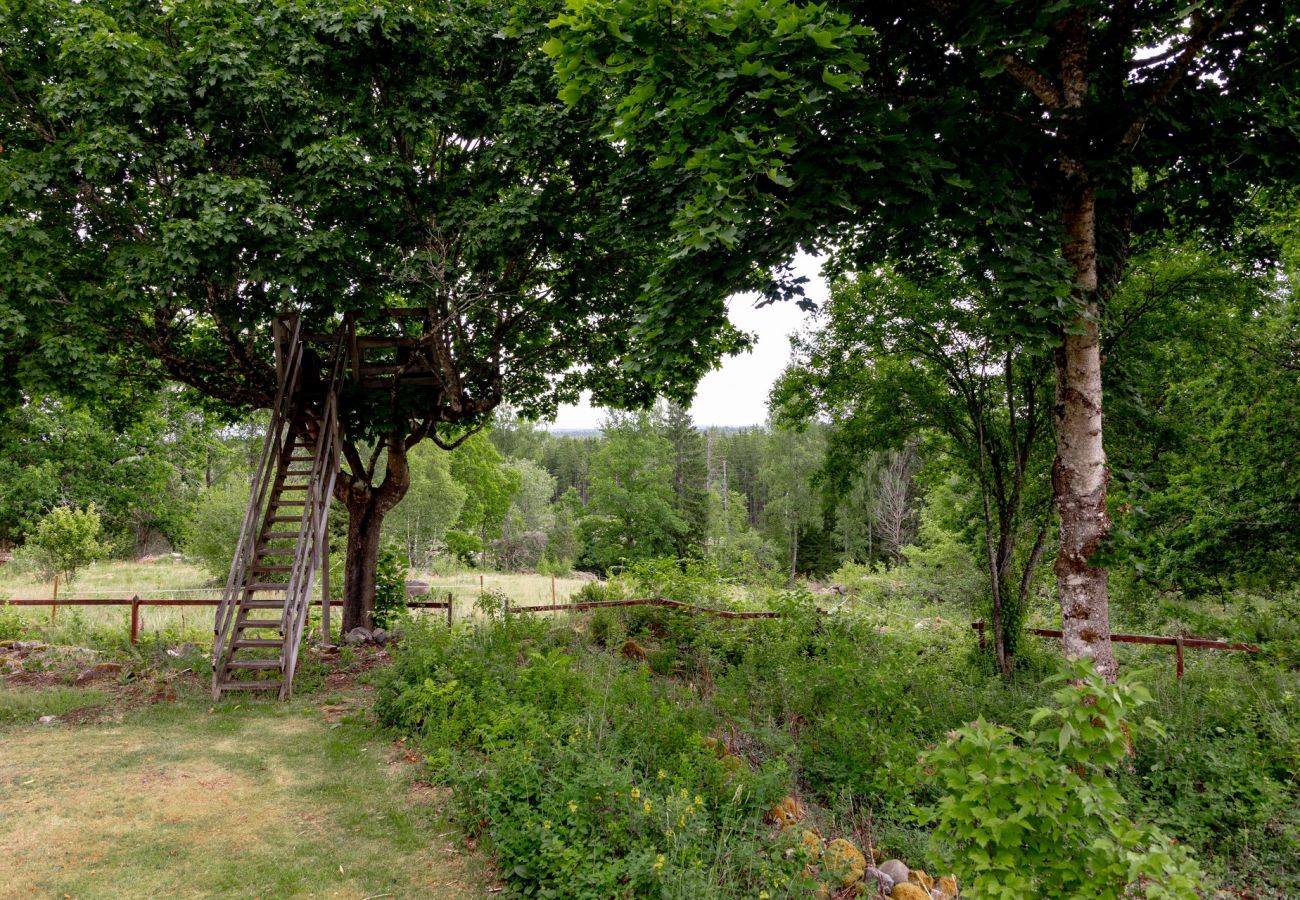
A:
[0,650,488,899]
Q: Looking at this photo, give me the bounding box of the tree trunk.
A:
[336,432,411,634]
[341,496,385,633]
[1054,173,1119,681]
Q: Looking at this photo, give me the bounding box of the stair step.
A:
[271,500,306,507]
[251,564,293,572]
[261,531,301,540]
[218,680,284,691]
[279,484,309,491]
[236,619,284,630]
[247,582,289,592]
[242,600,287,609]
[227,660,282,671]
[256,548,295,557]
[266,515,302,523]
[232,638,284,648]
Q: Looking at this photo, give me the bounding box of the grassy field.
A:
[0,657,488,899]
[0,558,599,641]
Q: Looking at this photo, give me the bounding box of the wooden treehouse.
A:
[211,311,455,700]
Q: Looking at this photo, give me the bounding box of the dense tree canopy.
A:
[548,0,1300,676]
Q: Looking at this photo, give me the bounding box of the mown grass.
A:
[0,671,487,899]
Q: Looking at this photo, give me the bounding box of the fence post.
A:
[50,574,59,625]
[446,591,453,628]
[130,595,141,644]
[1175,636,1185,680]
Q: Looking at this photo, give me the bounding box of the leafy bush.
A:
[375,619,801,898]
[444,529,482,566]
[924,660,1201,898]
[25,504,108,583]
[373,542,410,630]
[185,478,249,579]
[0,599,23,641]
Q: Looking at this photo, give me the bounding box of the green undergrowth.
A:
[375,592,1300,898]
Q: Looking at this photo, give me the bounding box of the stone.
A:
[620,639,647,660]
[889,884,930,900]
[862,867,894,896]
[371,628,390,646]
[799,828,824,860]
[909,869,934,892]
[935,875,958,899]
[344,627,371,645]
[823,838,867,887]
[38,715,57,724]
[404,579,430,596]
[766,795,806,827]
[73,662,123,686]
[879,859,910,886]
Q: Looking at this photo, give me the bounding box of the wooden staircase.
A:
[212,316,344,701]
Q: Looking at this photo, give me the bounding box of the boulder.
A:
[344,627,371,645]
[620,639,647,660]
[404,579,430,597]
[889,884,930,900]
[38,715,57,724]
[823,838,867,887]
[73,662,123,686]
[879,859,910,886]
[909,870,934,892]
[371,628,390,646]
[766,795,806,827]
[799,828,824,860]
[935,875,958,899]
[862,867,894,896]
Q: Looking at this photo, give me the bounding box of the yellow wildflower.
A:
[542,820,552,830]
[657,769,667,780]
[653,854,665,872]
[568,801,578,813]
[630,787,641,800]
[643,800,653,814]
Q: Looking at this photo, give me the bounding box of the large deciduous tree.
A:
[548,0,1300,678]
[0,0,775,629]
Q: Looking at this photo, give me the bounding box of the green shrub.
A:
[25,504,109,584]
[185,478,249,579]
[924,659,1202,899]
[373,542,409,630]
[444,529,482,566]
[0,599,23,641]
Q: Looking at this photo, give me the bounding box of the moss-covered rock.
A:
[935,874,959,899]
[889,883,931,900]
[823,838,867,887]
[908,869,934,892]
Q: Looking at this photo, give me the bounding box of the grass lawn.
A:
[0,656,489,899]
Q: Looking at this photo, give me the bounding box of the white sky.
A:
[547,253,828,430]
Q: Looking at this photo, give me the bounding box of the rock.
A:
[766,795,806,827]
[620,639,647,660]
[879,859,910,886]
[38,715,57,724]
[823,838,867,887]
[799,828,824,861]
[371,628,390,646]
[404,579,430,597]
[862,867,894,896]
[73,662,123,686]
[909,869,934,892]
[889,884,930,900]
[344,627,371,645]
[935,875,958,899]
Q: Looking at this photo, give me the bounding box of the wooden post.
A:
[551,575,556,605]
[50,574,58,624]
[1175,635,1185,680]
[446,591,453,628]
[480,573,484,591]
[320,540,331,645]
[130,595,141,644]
